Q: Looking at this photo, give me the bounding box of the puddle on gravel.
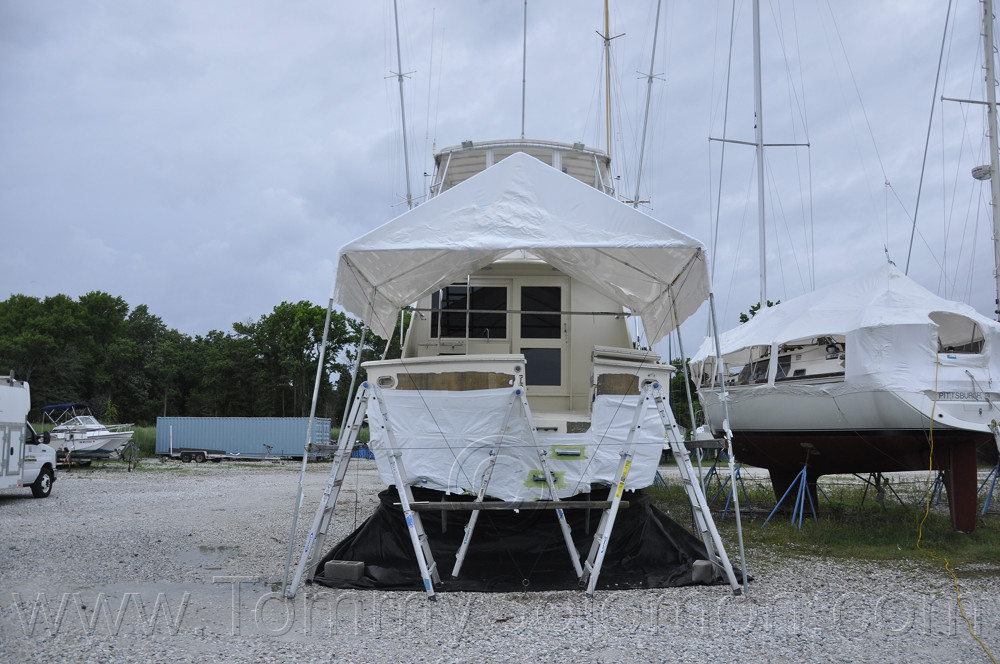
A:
[174,545,238,570]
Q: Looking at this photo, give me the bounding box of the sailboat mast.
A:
[603,0,613,161]
[632,0,663,209]
[752,0,767,306]
[984,0,1000,320]
[392,0,414,210]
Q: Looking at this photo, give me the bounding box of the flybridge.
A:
[430,139,614,196]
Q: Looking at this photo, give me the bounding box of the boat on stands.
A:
[42,403,134,458]
[285,0,747,600]
[690,0,1000,532]
[289,140,744,598]
[689,264,1000,532]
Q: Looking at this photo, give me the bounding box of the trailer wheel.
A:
[31,467,53,498]
[195,452,206,463]
[180,452,192,463]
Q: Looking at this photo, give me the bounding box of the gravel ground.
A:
[1,459,998,663]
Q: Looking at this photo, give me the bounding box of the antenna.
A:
[521,1,527,140]
[392,0,414,209]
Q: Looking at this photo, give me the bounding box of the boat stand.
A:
[858,472,905,509]
[986,422,1000,515]
[703,454,752,519]
[929,470,947,506]
[763,462,817,530]
[980,463,999,515]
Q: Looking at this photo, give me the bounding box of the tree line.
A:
[0,291,699,431]
[0,292,399,425]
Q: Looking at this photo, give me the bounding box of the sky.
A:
[1,1,997,351]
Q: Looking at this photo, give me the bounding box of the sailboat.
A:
[689,0,1000,532]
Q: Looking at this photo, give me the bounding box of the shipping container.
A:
[155,417,331,459]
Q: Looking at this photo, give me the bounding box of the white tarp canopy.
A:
[333,151,710,343]
[690,263,1000,390]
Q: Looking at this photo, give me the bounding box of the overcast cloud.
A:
[1,1,995,348]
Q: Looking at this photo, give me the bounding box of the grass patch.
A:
[133,426,157,457]
[646,475,1000,567]
[330,426,370,443]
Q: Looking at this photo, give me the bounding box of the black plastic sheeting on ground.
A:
[314,487,741,593]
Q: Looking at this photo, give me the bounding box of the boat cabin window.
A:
[518,285,564,387]
[773,336,845,382]
[730,345,771,385]
[431,285,507,339]
[776,354,791,379]
[522,348,561,385]
[930,312,985,354]
[520,286,561,338]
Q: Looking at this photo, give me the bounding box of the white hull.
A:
[53,430,133,455]
[699,382,997,437]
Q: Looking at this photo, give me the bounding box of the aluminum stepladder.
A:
[654,383,741,594]
[580,381,741,597]
[286,383,370,598]
[370,385,442,600]
[452,387,584,579]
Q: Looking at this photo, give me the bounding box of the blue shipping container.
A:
[155,417,331,458]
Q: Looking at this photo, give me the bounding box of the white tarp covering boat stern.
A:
[333,151,709,343]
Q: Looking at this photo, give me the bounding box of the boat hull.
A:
[52,431,133,455]
[699,384,998,532]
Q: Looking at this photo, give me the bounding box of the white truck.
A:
[1,372,56,498]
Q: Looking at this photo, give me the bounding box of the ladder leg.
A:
[373,388,440,599]
[452,448,502,577]
[452,393,518,578]
[581,387,650,597]
[517,388,583,578]
[387,452,438,600]
[286,384,369,598]
[653,385,741,593]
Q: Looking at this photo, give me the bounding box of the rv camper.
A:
[0,373,57,498]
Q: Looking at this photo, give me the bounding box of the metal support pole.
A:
[282,290,336,596]
[709,292,748,594]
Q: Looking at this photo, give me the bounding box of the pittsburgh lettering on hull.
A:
[936,392,984,401]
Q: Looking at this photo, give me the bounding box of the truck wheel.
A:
[180,453,192,463]
[195,452,206,463]
[31,467,53,498]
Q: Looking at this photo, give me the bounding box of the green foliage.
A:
[132,427,157,457]
[667,357,700,433]
[738,299,780,324]
[0,293,365,425]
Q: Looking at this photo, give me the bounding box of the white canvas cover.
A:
[334,151,709,344]
[690,263,1000,393]
[367,388,665,500]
